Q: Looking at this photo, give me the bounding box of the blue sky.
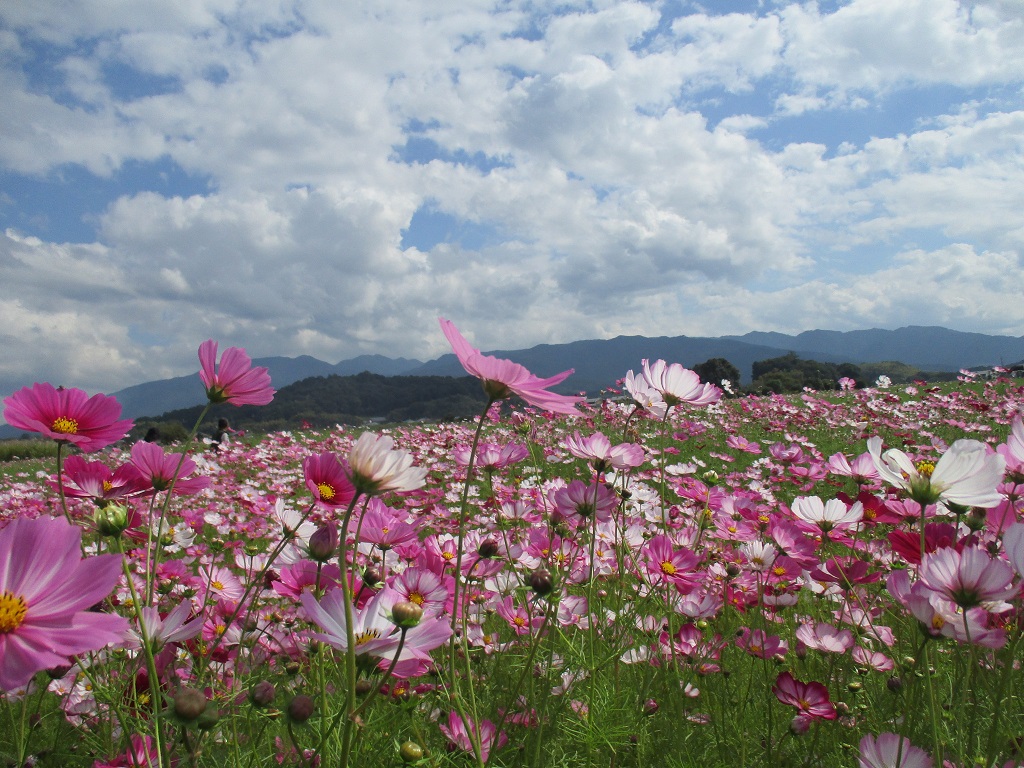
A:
[1,0,1023,408]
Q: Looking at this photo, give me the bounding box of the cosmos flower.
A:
[440,318,584,415]
[198,339,275,406]
[0,516,128,692]
[868,436,1005,509]
[129,441,211,496]
[564,431,644,472]
[3,383,132,452]
[639,359,722,408]
[301,587,451,677]
[771,671,836,721]
[439,711,508,763]
[858,733,931,768]
[56,455,148,503]
[347,432,427,495]
[303,452,358,508]
[918,545,1016,609]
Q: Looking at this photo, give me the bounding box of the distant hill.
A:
[3,326,1023,438]
[725,326,1024,372]
[103,354,424,421]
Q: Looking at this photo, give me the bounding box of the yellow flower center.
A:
[916,461,936,478]
[51,416,79,435]
[408,592,424,605]
[513,616,527,627]
[0,591,28,633]
[441,551,455,561]
[354,629,382,646]
[212,580,225,591]
[102,480,114,492]
[661,561,677,576]
[931,615,945,630]
[317,483,336,501]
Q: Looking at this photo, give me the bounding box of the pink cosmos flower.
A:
[0,516,128,691]
[3,383,132,452]
[439,711,508,763]
[551,479,618,523]
[57,455,148,502]
[858,733,931,768]
[795,622,855,654]
[565,431,645,472]
[303,452,358,508]
[129,441,211,495]
[997,416,1024,476]
[1003,522,1024,577]
[736,628,788,659]
[301,587,452,678]
[642,534,701,593]
[440,318,583,415]
[198,339,275,406]
[640,359,722,408]
[125,600,203,652]
[389,567,450,618]
[918,545,1017,609]
[454,442,529,471]
[771,671,836,721]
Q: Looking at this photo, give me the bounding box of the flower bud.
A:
[528,568,554,596]
[173,688,208,722]
[400,740,424,763]
[286,694,315,724]
[362,566,383,588]
[642,698,659,716]
[249,681,275,708]
[95,504,130,537]
[478,538,499,558]
[391,601,424,628]
[307,522,339,562]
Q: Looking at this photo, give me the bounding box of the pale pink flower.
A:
[791,495,863,536]
[440,318,583,414]
[858,732,931,768]
[347,432,427,495]
[1003,522,1024,577]
[640,359,722,408]
[919,545,1016,609]
[868,437,1005,508]
[795,622,855,654]
[565,431,644,471]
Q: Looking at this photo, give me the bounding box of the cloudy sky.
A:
[2,0,1023,408]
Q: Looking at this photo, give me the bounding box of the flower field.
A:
[1,325,1023,768]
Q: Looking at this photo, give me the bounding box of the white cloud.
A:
[0,0,1023,405]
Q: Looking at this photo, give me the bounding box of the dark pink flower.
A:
[0,516,128,691]
[303,452,357,508]
[440,318,583,415]
[57,455,148,502]
[772,671,836,721]
[198,339,275,406]
[3,383,132,452]
[129,441,211,495]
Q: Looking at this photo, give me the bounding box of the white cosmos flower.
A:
[348,432,427,495]
[867,437,1005,509]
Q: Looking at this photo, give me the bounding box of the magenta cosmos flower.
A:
[303,452,358,508]
[772,671,836,721]
[3,383,132,452]
[439,318,583,415]
[198,339,275,406]
[0,516,128,691]
[439,711,508,763]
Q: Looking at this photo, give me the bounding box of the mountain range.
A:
[3,325,1023,437]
